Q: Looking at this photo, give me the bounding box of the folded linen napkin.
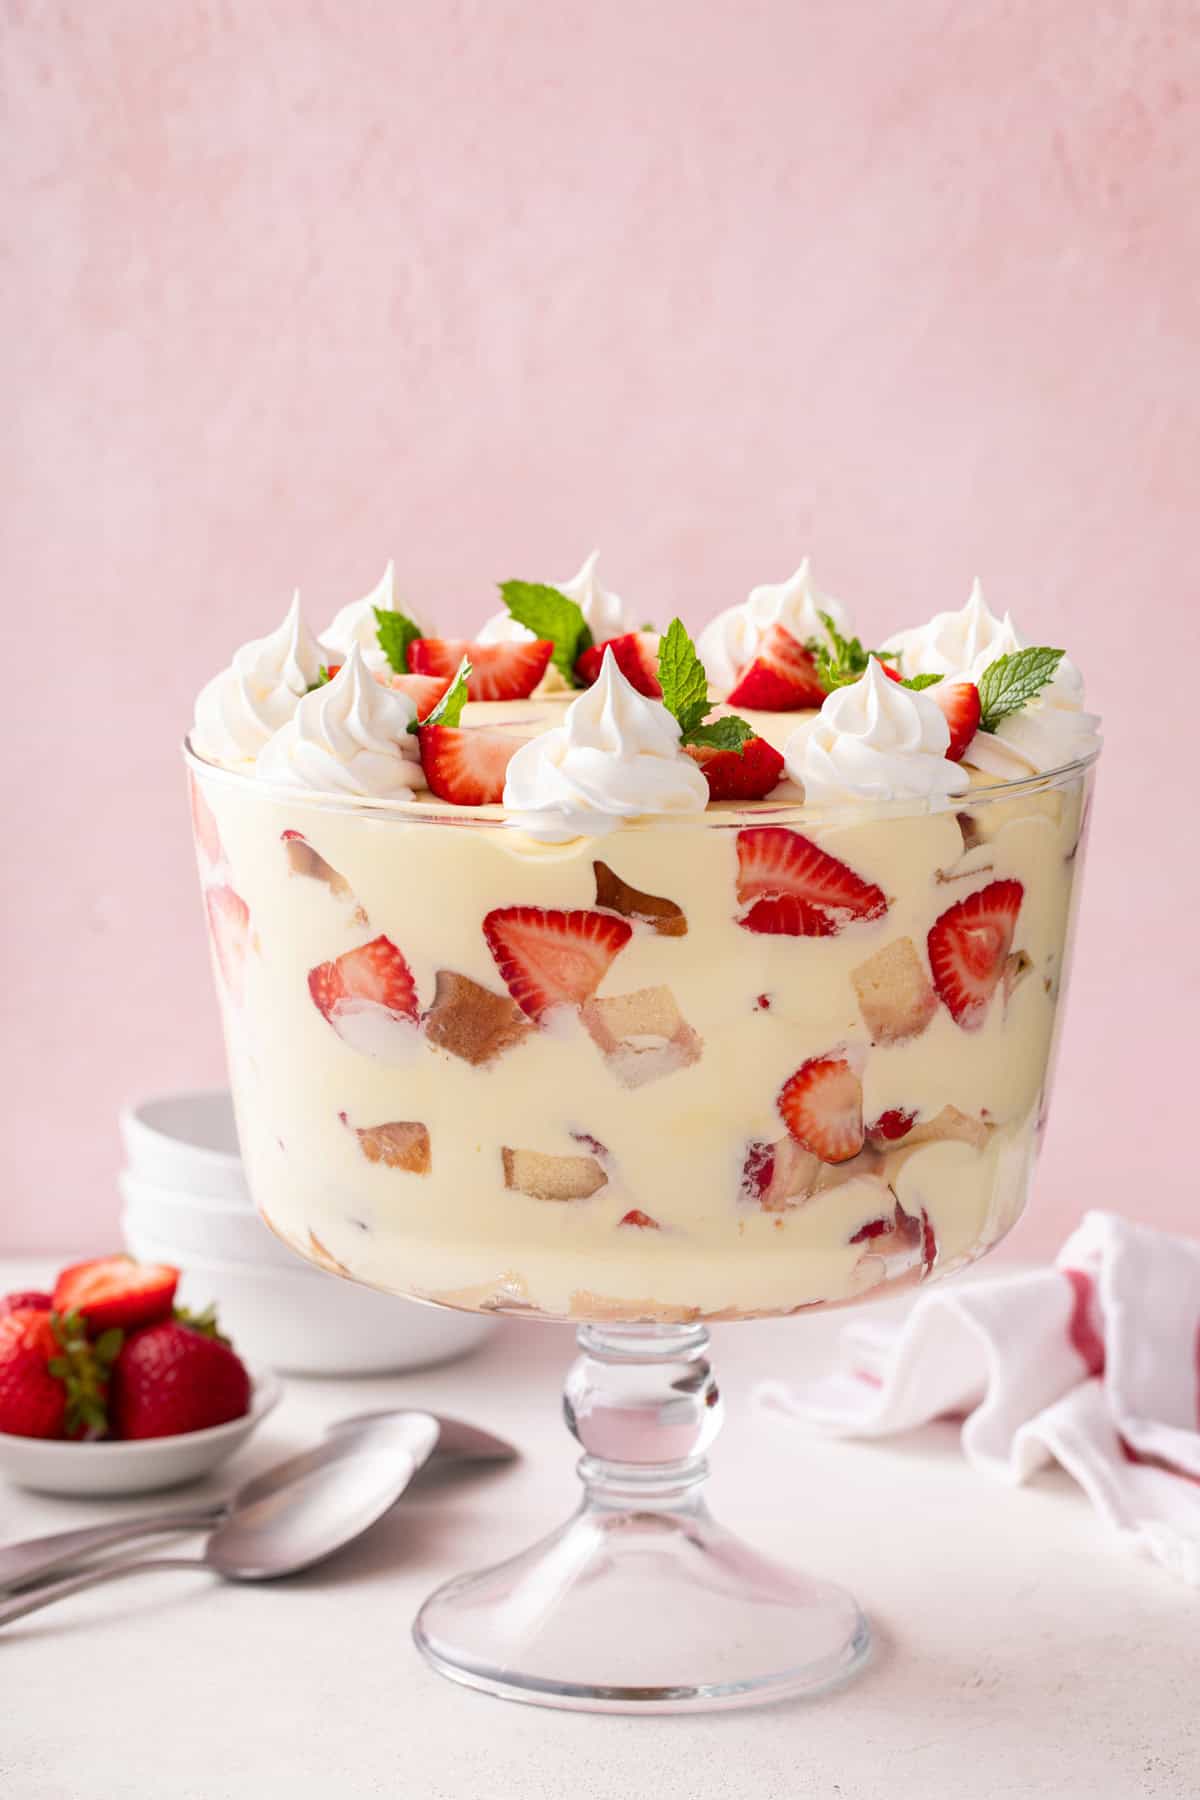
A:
[755,1212,1200,1586]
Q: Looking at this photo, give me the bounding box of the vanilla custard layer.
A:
[193,738,1090,1321]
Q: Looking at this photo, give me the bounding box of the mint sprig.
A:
[374,607,424,675]
[307,664,335,692]
[500,580,593,686]
[977,647,1064,733]
[657,618,754,755]
[807,611,900,692]
[901,671,944,691]
[409,656,472,733]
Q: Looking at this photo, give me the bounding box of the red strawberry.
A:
[575,633,662,697]
[685,735,785,801]
[108,1315,251,1441]
[927,879,1024,1030]
[848,1216,891,1243]
[0,1310,67,1438]
[725,625,826,710]
[619,1209,660,1229]
[735,826,887,936]
[930,681,981,762]
[408,636,553,702]
[380,671,452,717]
[53,1256,179,1335]
[205,885,251,1002]
[0,1290,51,1317]
[778,1055,864,1163]
[0,1308,117,1440]
[865,1107,916,1146]
[483,907,632,1021]
[418,726,521,805]
[189,774,223,867]
[308,935,418,1024]
[740,1140,776,1203]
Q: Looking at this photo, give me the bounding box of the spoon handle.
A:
[0,1509,223,1592]
[0,1552,205,1628]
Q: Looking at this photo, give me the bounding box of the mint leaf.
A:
[500,580,592,686]
[656,618,711,739]
[902,672,944,691]
[374,607,423,675]
[307,664,335,692]
[808,611,899,692]
[977,647,1064,733]
[410,656,472,732]
[686,715,756,752]
[657,617,754,755]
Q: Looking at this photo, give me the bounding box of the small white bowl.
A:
[119,1091,250,1204]
[120,1223,495,1376]
[0,1369,282,1497]
[118,1175,298,1269]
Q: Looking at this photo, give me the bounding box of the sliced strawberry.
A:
[53,1256,179,1335]
[725,625,826,709]
[619,1209,660,1229]
[778,1055,864,1163]
[865,1107,917,1147]
[685,735,784,801]
[308,935,419,1023]
[408,636,553,702]
[483,907,632,1021]
[0,1291,51,1318]
[576,632,662,697]
[380,671,452,717]
[419,726,521,805]
[205,885,251,1002]
[740,1140,776,1203]
[927,878,1024,1030]
[931,681,982,762]
[849,1216,892,1243]
[189,774,223,867]
[735,826,887,936]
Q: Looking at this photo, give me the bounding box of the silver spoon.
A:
[0,1412,441,1630]
[0,1411,515,1593]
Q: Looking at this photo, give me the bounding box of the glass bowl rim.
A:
[183,735,1099,832]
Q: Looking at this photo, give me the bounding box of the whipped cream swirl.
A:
[886,581,1100,777]
[320,560,425,677]
[882,578,1014,680]
[478,550,634,652]
[256,646,424,799]
[697,559,852,694]
[503,650,709,841]
[192,593,331,765]
[789,658,970,805]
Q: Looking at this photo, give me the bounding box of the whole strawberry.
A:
[0,1309,118,1440]
[109,1311,250,1440]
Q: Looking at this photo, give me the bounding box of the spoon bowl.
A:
[0,1412,442,1629]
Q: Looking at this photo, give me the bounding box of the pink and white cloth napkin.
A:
[755,1212,1200,1585]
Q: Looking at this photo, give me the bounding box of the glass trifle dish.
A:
[187,556,1100,1711]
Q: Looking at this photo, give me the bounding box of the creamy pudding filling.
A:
[189,560,1099,1320]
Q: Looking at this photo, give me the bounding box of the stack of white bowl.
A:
[118,1091,493,1375]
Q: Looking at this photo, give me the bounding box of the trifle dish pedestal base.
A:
[413,1322,870,1712]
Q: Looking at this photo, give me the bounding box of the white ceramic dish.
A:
[120,1222,495,1376]
[0,1368,282,1497]
[119,1091,251,1204]
[118,1173,298,1268]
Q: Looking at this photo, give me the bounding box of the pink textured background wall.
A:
[3,3,1197,1255]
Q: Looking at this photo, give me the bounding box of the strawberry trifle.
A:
[188,555,1099,1709]
[189,560,1097,1325]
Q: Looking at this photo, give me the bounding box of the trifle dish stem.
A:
[414,1321,869,1710]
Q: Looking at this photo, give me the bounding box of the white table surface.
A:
[0,1256,1194,1800]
